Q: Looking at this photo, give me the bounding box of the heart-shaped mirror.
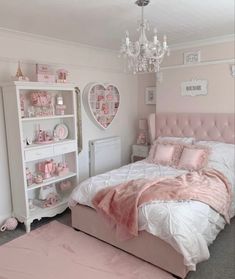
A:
[83,82,120,129]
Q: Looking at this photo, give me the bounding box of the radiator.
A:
[89,136,121,176]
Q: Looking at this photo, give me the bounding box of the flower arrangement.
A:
[30,91,52,107]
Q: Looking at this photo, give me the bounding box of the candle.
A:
[153,28,158,44]
[163,35,167,48]
[125,31,130,46]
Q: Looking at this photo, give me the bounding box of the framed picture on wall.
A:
[181,80,208,96]
[183,50,201,65]
[145,87,156,105]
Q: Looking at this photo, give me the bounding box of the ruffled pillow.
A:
[147,140,158,163]
[177,145,210,171]
[153,144,175,165]
[147,140,184,166]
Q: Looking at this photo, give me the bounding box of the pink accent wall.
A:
[157,41,235,113]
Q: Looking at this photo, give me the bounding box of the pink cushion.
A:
[147,140,158,162]
[153,144,175,165]
[178,146,209,171]
[147,140,184,166]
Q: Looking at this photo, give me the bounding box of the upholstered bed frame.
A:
[71,113,235,278]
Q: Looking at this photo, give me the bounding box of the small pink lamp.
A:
[136,119,148,145]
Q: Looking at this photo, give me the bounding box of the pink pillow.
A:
[178,146,209,171]
[147,141,183,166]
[147,140,158,163]
[153,144,175,165]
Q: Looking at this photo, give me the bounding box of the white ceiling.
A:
[0,0,234,50]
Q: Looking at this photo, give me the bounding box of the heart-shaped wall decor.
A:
[83,82,120,129]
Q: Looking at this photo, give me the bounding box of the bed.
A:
[70,113,235,278]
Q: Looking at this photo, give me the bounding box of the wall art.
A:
[83,82,120,129]
[231,65,235,77]
[181,80,208,96]
[145,87,156,105]
[183,50,201,65]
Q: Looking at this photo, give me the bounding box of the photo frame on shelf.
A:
[183,50,201,65]
[181,79,208,96]
[145,87,156,105]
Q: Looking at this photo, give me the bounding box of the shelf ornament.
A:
[13,61,29,81]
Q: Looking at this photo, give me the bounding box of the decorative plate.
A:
[83,82,120,129]
[54,124,68,140]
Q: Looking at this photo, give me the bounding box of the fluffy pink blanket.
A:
[92,169,232,239]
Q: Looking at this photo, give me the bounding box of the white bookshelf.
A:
[1,81,81,232]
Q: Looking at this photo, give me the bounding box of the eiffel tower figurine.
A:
[14,61,29,81]
[15,61,23,78]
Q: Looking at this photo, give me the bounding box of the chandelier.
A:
[120,0,169,74]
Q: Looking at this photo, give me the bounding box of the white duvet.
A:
[69,160,234,271]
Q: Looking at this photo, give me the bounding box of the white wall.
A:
[0,29,138,224]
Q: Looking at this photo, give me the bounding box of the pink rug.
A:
[0,221,173,279]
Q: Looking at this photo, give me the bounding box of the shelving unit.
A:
[1,81,81,232]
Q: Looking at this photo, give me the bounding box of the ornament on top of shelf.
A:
[56,69,69,83]
[20,94,25,117]
[35,125,53,144]
[43,192,60,208]
[28,199,35,210]
[13,61,29,81]
[53,123,68,140]
[36,64,55,83]
[37,184,60,208]
[30,91,52,107]
[55,95,66,115]
[34,174,43,184]
[38,159,56,179]
[26,168,33,186]
[55,162,69,177]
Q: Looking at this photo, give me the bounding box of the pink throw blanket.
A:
[92,169,232,239]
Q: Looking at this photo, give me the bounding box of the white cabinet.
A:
[1,81,81,232]
[131,144,150,162]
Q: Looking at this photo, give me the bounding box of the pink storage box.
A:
[36,64,55,83]
[37,74,55,82]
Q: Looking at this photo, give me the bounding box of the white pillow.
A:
[195,140,234,172]
[195,140,235,217]
[157,136,194,144]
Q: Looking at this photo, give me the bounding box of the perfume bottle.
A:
[55,95,66,115]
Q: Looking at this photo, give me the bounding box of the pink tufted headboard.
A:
[148,113,235,144]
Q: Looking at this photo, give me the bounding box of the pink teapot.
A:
[1,217,18,232]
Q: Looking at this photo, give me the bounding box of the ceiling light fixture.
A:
[120,0,169,74]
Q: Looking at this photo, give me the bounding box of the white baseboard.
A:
[0,212,12,226]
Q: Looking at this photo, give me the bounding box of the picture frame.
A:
[231,65,235,77]
[145,87,156,105]
[181,80,208,96]
[183,50,201,65]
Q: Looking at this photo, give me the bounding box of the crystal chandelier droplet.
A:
[120,0,169,74]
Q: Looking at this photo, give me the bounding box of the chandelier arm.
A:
[126,43,140,58]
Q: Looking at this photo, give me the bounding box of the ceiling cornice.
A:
[0,27,117,54]
[0,27,234,54]
[170,34,235,51]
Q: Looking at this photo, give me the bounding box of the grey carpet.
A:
[0,209,234,279]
